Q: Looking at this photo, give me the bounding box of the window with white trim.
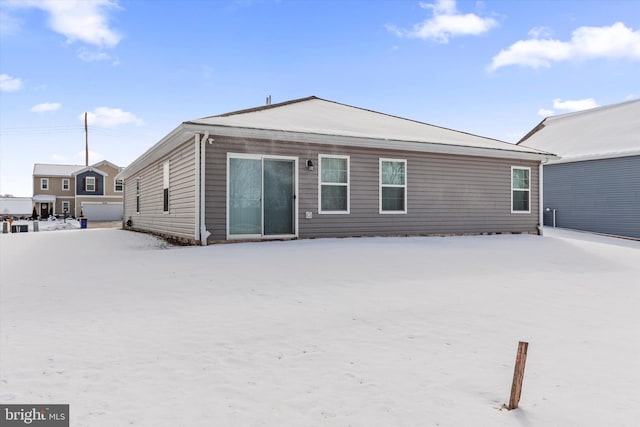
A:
[85,176,96,192]
[319,155,349,213]
[136,178,141,214]
[115,178,123,192]
[380,158,407,213]
[163,161,169,212]
[511,166,531,213]
[62,201,70,214]
[62,179,70,191]
[41,178,49,190]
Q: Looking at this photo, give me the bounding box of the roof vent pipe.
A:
[266,95,271,105]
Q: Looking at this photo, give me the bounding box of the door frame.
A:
[226,153,299,240]
[40,202,50,218]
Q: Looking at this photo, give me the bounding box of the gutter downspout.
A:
[538,159,547,236]
[197,132,211,245]
[194,134,201,243]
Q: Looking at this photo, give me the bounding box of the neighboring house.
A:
[32,160,125,220]
[118,96,555,245]
[518,99,640,239]
[0,196,33,219]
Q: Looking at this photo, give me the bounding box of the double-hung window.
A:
[41,178,49,190]
[380,158,407,213]
[62,201,70,214]
[114,178,123,192]
[319,155,349,213]
[511,167,531,213]
[85,176,96,192]
[62,179,70,191]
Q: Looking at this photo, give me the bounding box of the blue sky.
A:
[1,0,639,196]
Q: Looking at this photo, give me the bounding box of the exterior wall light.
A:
[306,160,314,171]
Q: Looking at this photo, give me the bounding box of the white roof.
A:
[190,97,545,155]
[33,161,122,177]
[0,197,33,215]
[519,99,640,162]
[121,97,553,180]
[33,164,84,176]
[32,194,57,202]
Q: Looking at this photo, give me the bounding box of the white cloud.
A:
[0,74,23,92]
[30,102,62,113]
[537,98,600,117]
[489,22,640,71]
[537,108,555,117]
[81,107,144,127]
[51,154,66,162]
[387,0,497,43]
[77,48,112,62]
[9,0,122,48]
[552,98,599,112]
[528,26,552,39]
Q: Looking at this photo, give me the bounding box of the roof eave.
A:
[183,123,556,162]
[545,150,640,164]
[119,122,556,182]
[118,123,193,180]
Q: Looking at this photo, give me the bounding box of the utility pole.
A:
[84,112,89,166]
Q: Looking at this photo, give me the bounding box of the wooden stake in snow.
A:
[508,341,529,410]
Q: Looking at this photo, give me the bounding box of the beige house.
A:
[32,160,124,220]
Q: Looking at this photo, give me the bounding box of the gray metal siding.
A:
[123,139,197,242]
[543,156,640,238]
[205,136,539,241]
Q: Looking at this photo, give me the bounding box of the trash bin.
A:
[80,218,88,229]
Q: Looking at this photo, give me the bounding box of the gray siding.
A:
[543,155,640,238]
[76,170,105,196]
[123,139,197,243]
[204,136,539,241]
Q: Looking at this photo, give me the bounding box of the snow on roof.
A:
[121,97,554,180]
[33,164,85,176]
[190,96,545,155]
[32,194,57,202]
[519,99,640,162]
[33,161,122,177]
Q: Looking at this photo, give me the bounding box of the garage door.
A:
[81,202,123,221]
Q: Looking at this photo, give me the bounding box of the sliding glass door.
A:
[227,154,297,238]
[264,159,295,235]
[228,157,262,235]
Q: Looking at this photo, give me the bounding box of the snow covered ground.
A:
[4,217,81,232]
[1,228,638,426]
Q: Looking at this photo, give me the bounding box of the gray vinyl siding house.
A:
[519,99,640,239]
[119,97,554,245]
